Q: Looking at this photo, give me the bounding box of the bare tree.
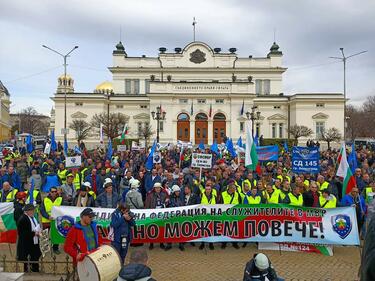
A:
[287,124,313,145]
[91,112,128,139]
[319,127,342,149]
[139,124,154,148]
[69,119,91,142]
[18,107,49,135]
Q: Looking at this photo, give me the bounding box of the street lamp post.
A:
[42,44,78,145]
[105,92,113,138]
[246,105,261,137]
[330,48,367,141]
[151,106,166,143]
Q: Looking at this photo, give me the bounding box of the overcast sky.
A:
[1,0,374,115]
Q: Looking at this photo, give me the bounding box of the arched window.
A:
[177,113,190,121]
[195,113,208,120]
[213,113,226,120]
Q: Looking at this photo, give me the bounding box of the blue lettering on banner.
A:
[256,146,279,161]
[292,146,320,174]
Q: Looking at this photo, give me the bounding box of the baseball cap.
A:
[80,208,95,218]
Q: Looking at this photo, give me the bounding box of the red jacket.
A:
[64,222,102,265]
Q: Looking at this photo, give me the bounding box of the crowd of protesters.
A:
[1,140,375,260]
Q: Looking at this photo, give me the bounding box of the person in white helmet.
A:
[125,179,144,209]
[243,253,283,281]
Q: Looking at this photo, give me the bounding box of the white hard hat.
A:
[131,179,140,189]
[172,185,180,193]
[83,182,92,188]
[153,182,162,188]
[254,253,269,270]
[103,178,112,188]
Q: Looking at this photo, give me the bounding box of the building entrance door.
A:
[195,113,208,144]
[177,113,190,142]
[213,113,226,143]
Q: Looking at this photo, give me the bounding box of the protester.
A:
[110,203,136,264]
[16,204,42,272]
[13,191,27,223]
[61,173,76,205]
[125,179,144,209]
[243,253,284,281]
[0,181,18,202]
[96,179,120,208]
[117,248,156,281]
[73,182,95,207]
[341,187,367,235]
[64,208,102,265]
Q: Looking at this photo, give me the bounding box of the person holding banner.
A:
[285,184,304,206]
[303,182,320,207]
[199,183,217,250]
[319,189,337,208]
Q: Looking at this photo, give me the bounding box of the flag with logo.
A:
[348,143,358,174]
[245,120,258,171]
[106,138,113,160]
[146,140,157,170]
[50,129,57,152]
[336,142,356,196]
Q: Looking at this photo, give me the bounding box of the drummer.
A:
[64,208,102,266]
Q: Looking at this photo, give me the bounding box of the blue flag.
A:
[146,140,157,170]
[283,140,289,153]
[254,133,259,147]
[106,138,113,160]
[348,143,358,173]
[26,134,34,153]
[29,178,35,204]
[74,145,82,155]
[236,136,243,148]
[198,140,205,150]
[64,138,68,156]
[50,129,57,152]
[240,100,244,115]
[226,138,237,157]
[210,140,219,154]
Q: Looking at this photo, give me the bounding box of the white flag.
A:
[100,123,104,143]
[44,142,51,155]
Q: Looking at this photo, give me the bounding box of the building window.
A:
[179,99,188,104]
[316,122,325,138]
[197,99,206,104]
[279,123,283,138]
[264,79,270,95]
[240,122,244,132]
[140,105,148,109]
[256,123,260,137]
[75,102,83,106]
[255,80,262,96]
[137,122,142,136]
[316,103,325,108]
[273,105,281,109]
[215,99,224,104]
[159,121,164,132]
[145,79,150,94]
[116,105,124,109]
[272,123,277,138]
[125,79,140,94]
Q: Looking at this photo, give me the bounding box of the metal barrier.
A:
[1,255,78,281]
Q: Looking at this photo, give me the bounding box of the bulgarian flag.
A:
[336,142,356,197]
[245,120,258,171]
[120,123,129,144]
[0,203,17,243]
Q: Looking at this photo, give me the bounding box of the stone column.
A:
[208,120,213,144]
[190,120,195,144]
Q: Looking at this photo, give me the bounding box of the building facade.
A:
[51,41,344,147]
[0,81,11,142]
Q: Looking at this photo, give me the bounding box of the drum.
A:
[77,245,122,281]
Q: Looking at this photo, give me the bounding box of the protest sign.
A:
[191,153,212,169]
[256,145,279,161]
[65,156,82,168]
[292,146,320,174]
[117,145,127,152]
[153,151,161,164]
[50,204,359,245]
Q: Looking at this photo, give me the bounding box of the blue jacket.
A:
[95,191,120,208]
[2,172,21,190]
[341,194,367,216]
[84,174,103,195]
[144,173,161,193]
[110,209,135,243]
[42,173,61,193]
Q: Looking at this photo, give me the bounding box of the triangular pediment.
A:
[267,113,286,120]
[312,112,329,119]
[133,113,150,120]
[71,111,88,119]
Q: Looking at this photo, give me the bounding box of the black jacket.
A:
[16,214,41,260]
[243,259,278,281]
[118,263,156,281]
[303,190,321,207]
[361,217,375,281]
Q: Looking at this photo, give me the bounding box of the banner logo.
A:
[331,214,352,239]
[56,215,74,237]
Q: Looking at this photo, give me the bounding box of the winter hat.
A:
[131,179,140,189]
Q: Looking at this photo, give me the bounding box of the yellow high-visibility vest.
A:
[288,193,303,206]
[245,195,261,204]
[41,197,62,223]
[319,195,337,208]
[200,193,216,204]
[221,191,241,205]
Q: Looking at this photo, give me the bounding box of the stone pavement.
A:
[1,243,361,281]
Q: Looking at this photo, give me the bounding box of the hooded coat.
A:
[117,263,156,281]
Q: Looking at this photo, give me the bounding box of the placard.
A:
[292,146,320,174]
[117,145,127,152]
[191,153,212,169]
[153,151,161,164]
[66,156,82,168]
